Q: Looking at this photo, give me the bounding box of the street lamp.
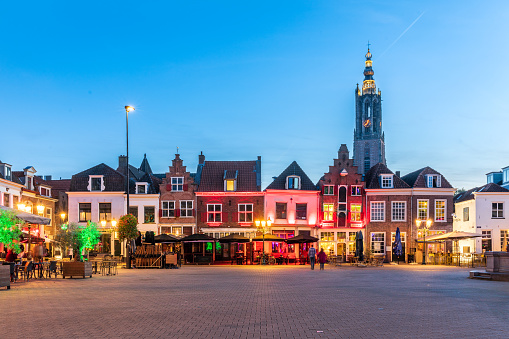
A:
[255,218,272,265]
[416,219,432,265]
[125,105,135,269]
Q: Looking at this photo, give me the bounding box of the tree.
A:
[55,221,100,261]
[116,214,138,242]
[0,210,22,253]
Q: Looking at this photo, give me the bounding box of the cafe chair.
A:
[23,261,34,281]
[45,261,58,278]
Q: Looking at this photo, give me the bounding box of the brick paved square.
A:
[1,265,508,338]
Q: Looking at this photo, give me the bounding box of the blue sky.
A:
[1,1,508,190]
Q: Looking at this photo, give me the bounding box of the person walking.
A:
[308,245,317,270]
[318,248,328,271]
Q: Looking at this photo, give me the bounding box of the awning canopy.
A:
[286,234,319,244]
[219,234,250,243]
[154,234,180,243]
[0,205,51,225]
[180,234,216,242]
[426,231,482,241]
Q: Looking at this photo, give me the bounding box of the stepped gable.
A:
[266,161,318,191]
[401,167,453,188]
[364,163,410,189]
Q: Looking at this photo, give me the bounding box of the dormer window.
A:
[223,170,238,192]
[88,175,105,192]
[171,177,184,192]
[136,183,148,194]
[225,179,236,192]
[380,174,393,188]
[5,165,11,181]
[426,174,441,188]
[286,176,300,190]
[25,176,34,190]
[39,186,51,197]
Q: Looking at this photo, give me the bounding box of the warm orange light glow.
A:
[36,205,45,214]
[125,105,135,113]
[111,220,117,227]
[17,203,25,211]
[255,220,260,227]
[101,220,106,227]
[60,213,66,220]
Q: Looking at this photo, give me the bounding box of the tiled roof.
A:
[12,171,26,185]
[45,179,71,198]
[364,163,410,189]
[139,154,153,175]
[197,160,260,192]
[70,163,126,192]
[401,167,453,188]
[454,183,509,203]
[266,161,318,191]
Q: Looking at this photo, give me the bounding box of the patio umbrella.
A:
[429,231,482,241]
[393,227,403,264]
[0,205,51,225]
[252,234,285,242]
[219,234,250,243]
[286,234,319,244]
[154,234,180,243]
[180,233,216,242]
[355,231,364,261]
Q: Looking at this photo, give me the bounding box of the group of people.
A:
[3,244,49,263]
[307,245,328,270]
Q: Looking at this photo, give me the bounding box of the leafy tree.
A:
[55,221,100,261]
[0,210,23,253]
[117,214,138,242]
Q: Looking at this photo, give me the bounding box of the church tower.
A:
[353,47,386,175]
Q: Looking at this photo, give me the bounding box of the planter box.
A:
[0,265,10,289]
[486,252,509,273]
[62,261,93,279]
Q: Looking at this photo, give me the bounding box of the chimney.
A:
[395,171,400,177]
[44,175,52,181]
[119,155,128,168]
[198,151,205,165]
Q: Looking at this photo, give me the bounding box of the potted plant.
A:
[116,214,138,269]
[0,210,22,289]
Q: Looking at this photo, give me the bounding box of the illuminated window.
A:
[99,203,112,221]
[144,206,155,223]
[351,186,361,196]
[40,187,51,197]
[180,200,193,217]
[435,200,446,222]
[392,202,406,222]
[276,203,287,219]
[225,179,235,192]
[426,175,441,188]
[161,201,175,217]
[370,202,384,222]
[500,230,509,251]
[323,204,334,221]
[350,204,361,222]
[482,230,492,251]
[207,204,222,222]
[371,232,385,254]
[320,232,334,241]
[324,185,334,195]
[171,177,184,191]
[492,202,504,219]
[417,200,428,220]
[79,203,91,222]
[287,176,300,189]
[380,174,393,188]
[238,204,253,222]
[296,203,307,220]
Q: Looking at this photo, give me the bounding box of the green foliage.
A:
[117,214,138,242]
[55,221,101,261]
[0,210,23,253]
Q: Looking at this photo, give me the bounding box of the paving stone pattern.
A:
[1,265,509,338]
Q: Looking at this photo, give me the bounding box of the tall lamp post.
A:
[416,219,432,265]
[125,105,135,268]
[255,218,272,265]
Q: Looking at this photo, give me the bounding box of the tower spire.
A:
[362,46,376,94]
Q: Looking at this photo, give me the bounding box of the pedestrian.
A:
[308,245,316,270]
[318,248,327,270]
[6,248,16,262]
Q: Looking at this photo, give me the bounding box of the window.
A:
[370,202,384,222]
[287,176,300,189]
[351,186,361,196]
[320,232,334,241]
[180,200,193,217]
[338,186,347,203]
[417,200,428,220]
[350,204,361,222]
[40,187,51,197]
[371,232,385,254]
[323,204,334,221]
[426,175,441,188]
[46,208,52,225]
[500,230,509,251]
[238,204,253,222]
[129,206,138,220]
[79,203,91,222]
[99,203,111,221]
[435,200,446,222]
[392,202,406,222]
[136,183,147,194]
[144,206,155,223]
[171,177,184,191]
[3,193,9,207]
[380,174,393,188]
[225,179,235,192]
[482,230,492,251]
[296,203,307,220]
[207,204,222,222]
[5,166,11,181]
[90,177,103,191]
[276,203,287,219]
[324,185,334,195]
[161,201,175,218]
[492,202,504,218]
[463,207,469,221]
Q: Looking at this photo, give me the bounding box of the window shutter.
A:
[183,184,188,191]
[176,209,180,217]
[166,184,171,191]
[201,212,207,222]
[232,212,238,222]
[191,209,195,217]
[159,209,162,218]
[222,212,228,223]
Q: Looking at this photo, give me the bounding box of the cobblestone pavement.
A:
[1,264,508,339]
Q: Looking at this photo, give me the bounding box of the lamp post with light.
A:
[125,105,135,268]
[416,219,432,265]
[255,218,272,265]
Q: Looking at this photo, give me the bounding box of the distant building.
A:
[486,166,509,190]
